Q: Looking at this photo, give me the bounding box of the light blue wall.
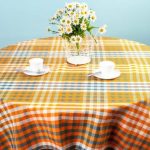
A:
[0,0,150,48]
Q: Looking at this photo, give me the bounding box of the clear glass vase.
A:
[63,37,93,65]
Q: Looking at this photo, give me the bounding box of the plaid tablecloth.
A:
[0,37,150,150]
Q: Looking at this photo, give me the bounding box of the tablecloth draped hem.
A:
[0,101,149,150]
[27,142,121,150]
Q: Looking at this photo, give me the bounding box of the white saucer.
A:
[23,66,49,76]
[94,69,121,79]
[67,56,91,65]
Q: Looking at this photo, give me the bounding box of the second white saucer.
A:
[94,69,121,80]
[23,66,49,76]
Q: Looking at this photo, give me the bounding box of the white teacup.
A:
[99,61,115,75]
[29,58,44,72]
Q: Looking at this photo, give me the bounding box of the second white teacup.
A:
[99,61,115,75]
[29,58,44,72]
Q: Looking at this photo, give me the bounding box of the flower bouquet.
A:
[48,2,107,65]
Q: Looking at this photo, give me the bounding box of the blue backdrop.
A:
[0,0,150,48]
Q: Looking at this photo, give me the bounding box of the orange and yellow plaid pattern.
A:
[0,37,150,149]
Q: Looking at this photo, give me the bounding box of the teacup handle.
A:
[87,71,101,77]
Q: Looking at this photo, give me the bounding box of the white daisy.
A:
[90,14,97,22]
[50,16,56,20]
[65,18,72,25]
[75,2,81,8]
[58,26,65,35]
[56,9,64,16]
[73,18,79,25]
[81,3,88,10]
[65,26,73,34]
[76,35,82,43]
[80,10,89,18]
[84,10,89,17]
[70,36,76,44]
[60,17,66,25]
[81,23,87,31]
[73,13,81,19]
[80,11,85,17]
[66,3,74,10]
[98,25,107,34]
[68,10,75,17]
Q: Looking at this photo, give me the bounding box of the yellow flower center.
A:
[92,16,95,19]
[77,38,80,41]
[81,11,84,15]
[100,29,104,32]
[84,11,87,15]
[67,28,71,32]
[68,5,72,8]
[67,20,71,24]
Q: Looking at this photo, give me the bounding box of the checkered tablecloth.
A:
[0,37,150,150]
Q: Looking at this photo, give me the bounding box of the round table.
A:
[0,37,149,150]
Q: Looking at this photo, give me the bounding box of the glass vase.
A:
[63,37,93,65]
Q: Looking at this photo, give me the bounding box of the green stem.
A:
[76,43,80,55]
[89,32,97,43]
[49,22,60,26]
[48,28,59,34]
